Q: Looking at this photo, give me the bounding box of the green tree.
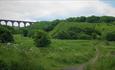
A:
[0,26,14,43]
[33,30,51,47]
[86,15,100,23]
[76,16,86,22]
[21,28,28,37]
[105,31,115,41]
[100,16,115,23]
[66,17,76,22]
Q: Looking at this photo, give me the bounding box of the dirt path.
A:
[62,44,100,70]
[90,46,99,64]
[62,64,85,70]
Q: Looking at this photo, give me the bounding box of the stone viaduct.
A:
[0,19,36,27]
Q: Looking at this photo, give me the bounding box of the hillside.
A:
[50,22,115,39]
[27,20,59,32]
[51,22,115,34]
[27,21,52,30]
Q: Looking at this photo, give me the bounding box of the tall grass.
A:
[0,35,96,70]
[86,41,115,70]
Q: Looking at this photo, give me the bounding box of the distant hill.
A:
[50,22,115,39]
[27,20,59,32]
[27,21,52,30]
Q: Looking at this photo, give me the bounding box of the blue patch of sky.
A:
[101,0,115,7]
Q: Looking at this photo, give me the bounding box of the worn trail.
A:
[62,44,100,70]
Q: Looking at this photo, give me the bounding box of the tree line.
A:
[66,16,115,23]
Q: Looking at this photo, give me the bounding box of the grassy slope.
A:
[50,22,115,36]
[0,35,95,70]
[27,21,52,30]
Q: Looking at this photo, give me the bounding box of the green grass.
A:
[86,41,115,70]
[27,21,53,31]
[1,21,115,70]
[0,35,96,70]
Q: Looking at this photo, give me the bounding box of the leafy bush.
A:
[105,31,115,41]
[78,33,92,40]
[21,28,28,37]
[0,60,8,70]
[28,30,39,38]
[54,31,76,39]
[0,25,17,34]
[0,26,14,43]
[83,27,101,39]
[53,26,101,40]
[33,30,51,47]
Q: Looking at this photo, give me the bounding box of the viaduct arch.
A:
[0,19,36,27]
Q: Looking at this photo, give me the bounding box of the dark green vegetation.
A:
[51,22,101,40]
[33,30,51,47]
[105,31,115,41]
[21,28,29,37]
[0,26,14,43]
[0,16,115,70]
[66,16,115,23]
[50,22,115,40]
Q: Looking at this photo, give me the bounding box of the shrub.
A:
[21,28,28,37]
[0,26,14,43]
[54,31,73,39]
[0,60,8,70]
[33,30,51,47]
[83,27,101,39]
[0,25,16,34]
[28,30,39,38]
[105,31,115,41]
[78,33,92,40]
[53,27,82,39]
[53,26,101,40]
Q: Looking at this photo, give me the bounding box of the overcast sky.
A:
[0,0,115,21]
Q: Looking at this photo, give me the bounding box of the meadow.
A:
[0,35,96,70]
[0,16,115,70]
[86,41,115,70]
[0,34,115,70]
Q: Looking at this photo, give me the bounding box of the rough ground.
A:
[62,44,100,70]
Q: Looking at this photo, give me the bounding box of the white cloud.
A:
[0,0,115,21]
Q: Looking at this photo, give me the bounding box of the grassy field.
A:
[14,35,115,70]
[0,22,115,70]
[86,41,115,70]
[0,35,96,70]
